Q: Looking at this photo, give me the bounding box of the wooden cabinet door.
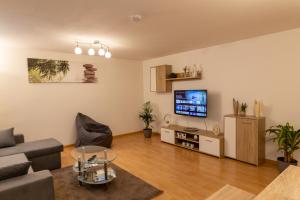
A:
[224,116,237,159]
[150,67,157,92]
[161,128,175,144]
[236,118,258,165]
[156,65,172,92]
[199,135,220,157]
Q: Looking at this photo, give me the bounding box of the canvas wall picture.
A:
[27,58,97,83]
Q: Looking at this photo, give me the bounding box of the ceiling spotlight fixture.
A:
[130,14,142,23]
[74,40,112,59]
[74,42,82,55]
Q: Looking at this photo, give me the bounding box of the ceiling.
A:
[1,0,300,60]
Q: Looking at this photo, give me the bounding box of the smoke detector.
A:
[130,14,142,23]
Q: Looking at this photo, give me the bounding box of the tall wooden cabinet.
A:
[224,115,265,165]
[150,65,172,93]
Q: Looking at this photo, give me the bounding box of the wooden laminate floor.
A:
[61,133,279,200]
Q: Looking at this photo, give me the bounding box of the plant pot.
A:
[143,129,152,138]
[277,157,298,172]
[239,111,246,117]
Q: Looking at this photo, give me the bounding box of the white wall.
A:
[0,48,143,145]
[143,28,300,161]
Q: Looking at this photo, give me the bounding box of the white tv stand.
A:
[161,124,224,158]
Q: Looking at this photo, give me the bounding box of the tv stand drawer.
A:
[199,136,220,157]
[161,128,175,144]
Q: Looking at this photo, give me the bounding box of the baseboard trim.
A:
[113,131,142,138]
[64,131,156,147]
[64,144,75,148]
[113,131,159,138]
[265,159,277,164]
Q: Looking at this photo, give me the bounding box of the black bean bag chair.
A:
[75,113,112,148]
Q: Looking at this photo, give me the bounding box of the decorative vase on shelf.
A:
[233,98,239,115]
[183,66,189,77]
[192,64,197,77]
[186,66,191,77]
[197,64,203,77]
[212,124,221,136]
[254,100,262,118]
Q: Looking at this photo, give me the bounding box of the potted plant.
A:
[239,103,248,116]
[266,122,300,172]
[139,101,155,138]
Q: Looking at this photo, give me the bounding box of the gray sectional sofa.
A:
[0,133,63,200]
[0,134,63,171]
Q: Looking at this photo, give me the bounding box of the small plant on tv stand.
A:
[139,101,155,138]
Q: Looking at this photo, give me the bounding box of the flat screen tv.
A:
[174,90,207,118]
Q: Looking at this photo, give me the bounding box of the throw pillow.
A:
[0,128,15,148]
[0,161,32,181]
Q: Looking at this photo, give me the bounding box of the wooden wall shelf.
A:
[150,65,202,93]
[166,76,201,81]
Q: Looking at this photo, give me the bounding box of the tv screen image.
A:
[174,90,207,118]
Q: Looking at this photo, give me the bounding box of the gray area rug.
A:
[52,164,163,200]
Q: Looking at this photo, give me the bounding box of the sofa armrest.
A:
[14,134,24,144]
[0,170,54,200]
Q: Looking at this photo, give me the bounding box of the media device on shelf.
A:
[184,127,200,132]
[174,90,207,118]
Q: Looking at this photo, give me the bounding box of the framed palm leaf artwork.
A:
[27,58,97,83]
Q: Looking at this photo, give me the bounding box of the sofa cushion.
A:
[0,138,63,159]
[0,128,15,148]
[0,154,31,181]
[0,170,54,200]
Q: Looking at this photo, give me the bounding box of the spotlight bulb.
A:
[88,48,95,56]
[105,51,112,59]
[74,46,82,55]
[98,48,106,56]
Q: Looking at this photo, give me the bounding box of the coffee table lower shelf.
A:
[77,168,116,185]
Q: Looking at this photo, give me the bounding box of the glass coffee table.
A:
[71,145,117,185]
